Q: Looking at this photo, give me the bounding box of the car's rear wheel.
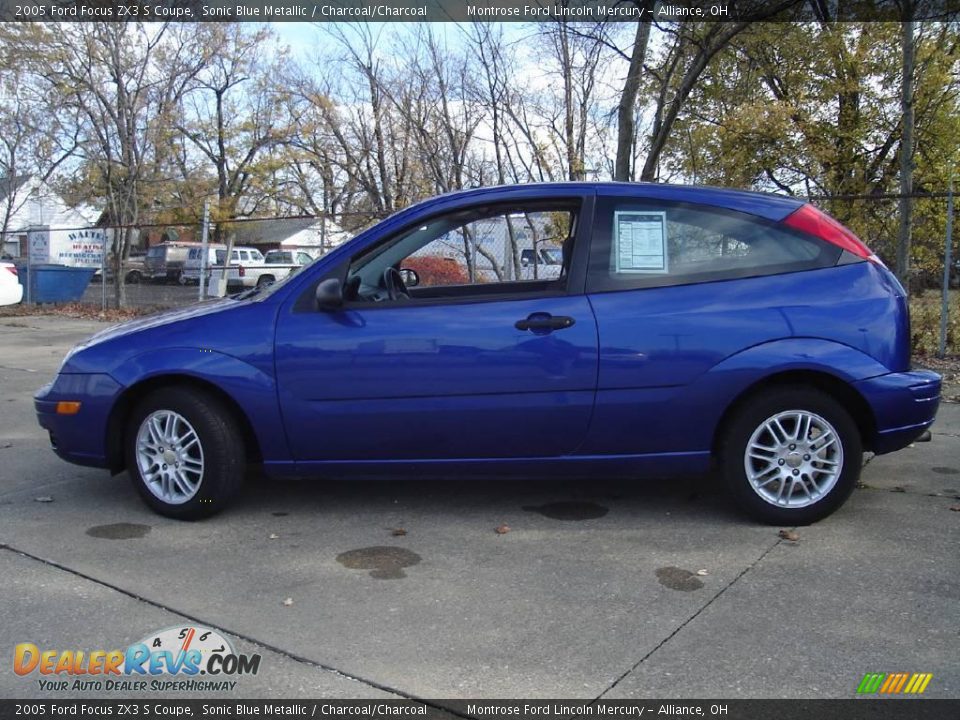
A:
[126,387,244,520]
[720,386,861,525]
[125,270,141,284]
[256,275,274,288]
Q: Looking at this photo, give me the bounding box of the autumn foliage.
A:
[402,255,470,287]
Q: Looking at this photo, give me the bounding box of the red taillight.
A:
[238,265,245,277]
[782,203,884,266]
[4,266,17,277]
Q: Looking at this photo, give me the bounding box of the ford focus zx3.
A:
[35,183,941,523]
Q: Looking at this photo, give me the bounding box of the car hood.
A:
[59,298,247,373]
[84,298,240,346]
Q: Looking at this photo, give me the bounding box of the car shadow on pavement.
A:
[235,470,735,524]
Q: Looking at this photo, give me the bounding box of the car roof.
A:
[405,182,805,222]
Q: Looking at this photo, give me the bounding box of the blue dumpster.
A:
[27,264,96,303]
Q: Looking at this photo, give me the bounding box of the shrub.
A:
[402,255,469,287]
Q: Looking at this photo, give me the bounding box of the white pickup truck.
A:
[202,247,314,291]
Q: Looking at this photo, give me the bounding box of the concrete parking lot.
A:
[1,315,958,700]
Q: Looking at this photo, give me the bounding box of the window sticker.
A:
[614,211,668,274]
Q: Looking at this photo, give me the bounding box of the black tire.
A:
[719,386,861,525]
[125,387,245,520]
[125,271,141,284]
[256,275,274,288]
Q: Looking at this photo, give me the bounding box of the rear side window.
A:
[587,199,840,292]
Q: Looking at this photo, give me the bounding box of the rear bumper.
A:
[35,374,124,469]
[855,369,941,454]
[0,282,23,306]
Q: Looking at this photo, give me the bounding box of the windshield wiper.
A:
[231,287,261,301]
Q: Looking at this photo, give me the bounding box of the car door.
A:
[274,196,599,462]
[580,190,844,458]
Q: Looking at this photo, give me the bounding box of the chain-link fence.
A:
[3,214,361,312]
[4,194,957,355]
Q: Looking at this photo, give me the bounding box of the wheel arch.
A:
[711,369,878,457]
[105,374,263,473]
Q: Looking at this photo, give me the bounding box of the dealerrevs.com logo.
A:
[14,625,261,693]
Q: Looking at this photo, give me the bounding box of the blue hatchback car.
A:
[35,183,941,523]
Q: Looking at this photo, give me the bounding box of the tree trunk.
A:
[896,12,915,290]
[615,17,652,182]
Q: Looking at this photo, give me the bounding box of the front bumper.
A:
[855,369,941,454]
[35,373,124,468]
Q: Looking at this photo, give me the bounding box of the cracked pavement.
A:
[1,316,958,701]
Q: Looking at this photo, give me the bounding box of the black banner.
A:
[1,700,959,720]
[1,0,959,23]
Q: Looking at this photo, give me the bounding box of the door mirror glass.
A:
[315,278,343,310]
[398,267,420,287]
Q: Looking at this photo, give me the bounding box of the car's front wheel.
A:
[126,387,245,519]
[720,386,861,525]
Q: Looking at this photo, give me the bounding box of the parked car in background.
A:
[144,243,196,283]
[520,246,563,279]
[93,253,147,284]
[206,246,264,290]
[0,262,23,305]
[36,183,940,524]
[264,250,315,266]
[208,246,310,290]
[178,245,225,285]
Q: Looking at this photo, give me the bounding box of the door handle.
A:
[515,314,576,332]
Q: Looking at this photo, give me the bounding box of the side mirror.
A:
[399,267,420,288]
[315,277,343,310]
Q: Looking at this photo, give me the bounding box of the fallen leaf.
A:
[949,505,960,512]
[391,528,407,537]
[778,529,799,542]
[268,533,279,540]
[34,496,53,503]
[696,569,708,576]
[281,597,294,607]
[495,524,511,535]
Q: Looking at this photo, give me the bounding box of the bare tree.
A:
[177,23,292,293]
[0,62,78,250]
[7,23,206,307]
[538,19,605,181]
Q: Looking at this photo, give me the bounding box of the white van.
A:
[179,244,225,285]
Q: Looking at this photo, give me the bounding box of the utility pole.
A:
[198,199,210,301]
[939,167,954,359]
[896,10,916,289]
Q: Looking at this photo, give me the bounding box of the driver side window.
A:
[346,203,577,303]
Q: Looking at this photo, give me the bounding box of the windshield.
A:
[543,248,563,265]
